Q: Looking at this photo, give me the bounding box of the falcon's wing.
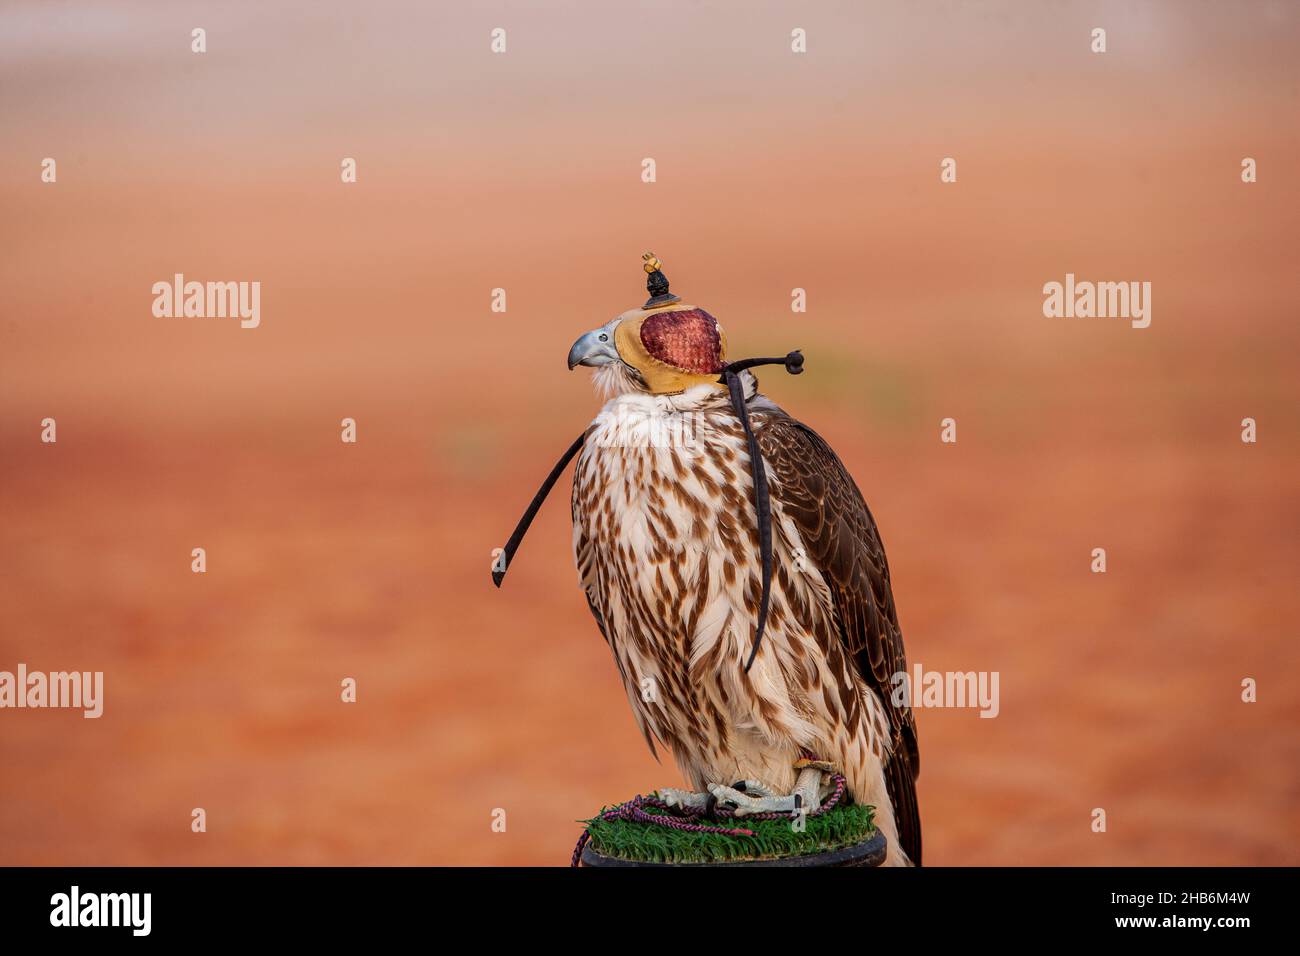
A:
[756,413,921,864]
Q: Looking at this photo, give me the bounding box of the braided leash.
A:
[571,772,847,867]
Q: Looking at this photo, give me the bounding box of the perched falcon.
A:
[495,255,920,866]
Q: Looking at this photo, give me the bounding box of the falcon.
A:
[494,254,921,865]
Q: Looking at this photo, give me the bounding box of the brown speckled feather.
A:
[755,414,922,864]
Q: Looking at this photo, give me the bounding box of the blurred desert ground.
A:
[1,0,1298,865]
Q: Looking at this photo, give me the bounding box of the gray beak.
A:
[567,325,622,370]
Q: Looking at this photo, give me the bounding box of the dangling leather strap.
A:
[718,351,804,672]
[491,432,587,587]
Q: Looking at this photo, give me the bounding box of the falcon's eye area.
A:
[567,322,625,370]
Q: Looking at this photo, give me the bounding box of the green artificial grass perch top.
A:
[581,802,876,865]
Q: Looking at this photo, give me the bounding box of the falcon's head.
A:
[567,253,728,398]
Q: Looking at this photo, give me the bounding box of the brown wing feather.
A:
[756,413,922,864]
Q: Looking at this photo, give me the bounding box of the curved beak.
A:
[567,326,622,370]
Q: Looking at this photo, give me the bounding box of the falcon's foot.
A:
[707,765,832,818]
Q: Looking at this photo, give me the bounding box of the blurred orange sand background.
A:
[1,1,1297,865]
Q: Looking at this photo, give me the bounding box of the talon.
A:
[707,784,748,814]
[656,787,710,810]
